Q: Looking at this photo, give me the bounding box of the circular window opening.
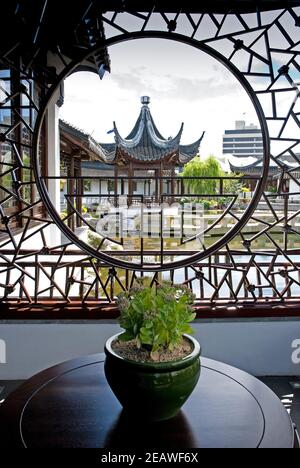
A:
[33,35,270,272]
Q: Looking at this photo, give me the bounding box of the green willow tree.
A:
[182,155,223,195]
[181,155,244,198]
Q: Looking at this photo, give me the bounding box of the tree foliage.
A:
[182,155,222,195]
[181,155,244,197]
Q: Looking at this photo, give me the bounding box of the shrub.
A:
[116,282,196,360]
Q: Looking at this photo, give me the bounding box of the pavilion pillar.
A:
[114,166,118,207]
[159,164,163,204]
[177,178,181,197]
[68,156,75,231]
[128,163,133,205]
[76,161,83,228]
[155,170,159,203]
[171,167,175,203]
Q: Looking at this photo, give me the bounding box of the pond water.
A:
[79,207,300,299]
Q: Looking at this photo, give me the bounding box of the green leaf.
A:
[181,324,194,335]
[132,302,142,314]
[145,321,153,329]
[188,313,197,322]
[117,282,196,354]
[119,331,135,342]
[139,328,153,346]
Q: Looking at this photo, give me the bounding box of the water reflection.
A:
[83,208,300,299]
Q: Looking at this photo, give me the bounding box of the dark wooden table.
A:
[0,354,295,448]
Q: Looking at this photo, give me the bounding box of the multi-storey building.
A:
[223,121,263,159]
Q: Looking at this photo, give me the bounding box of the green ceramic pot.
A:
[104,333,201,422]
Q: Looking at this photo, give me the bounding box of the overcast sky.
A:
[59,38,261,159]
[59,6,300,161]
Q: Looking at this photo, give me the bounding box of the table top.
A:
[0,354,295,449]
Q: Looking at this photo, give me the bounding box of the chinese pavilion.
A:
[98,96,205,199]
[229,155,300,192]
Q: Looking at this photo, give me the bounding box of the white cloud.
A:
[60,39,260,158]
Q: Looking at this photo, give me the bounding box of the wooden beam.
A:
[3,299,300,320]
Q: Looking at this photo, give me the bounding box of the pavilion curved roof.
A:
[100,97,204,165]
[60,120,107,160]
[228,155,300,174]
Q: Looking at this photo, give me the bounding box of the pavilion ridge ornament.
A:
[0,2,300,311]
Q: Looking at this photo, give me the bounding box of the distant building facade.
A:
[223,121,263,159]
[223,121,300,197]
[223,121,267,190]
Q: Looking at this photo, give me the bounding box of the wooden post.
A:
[114,166,118,207]
[155,169,159,203]
[68,155,75,231]
[76,161,82,228]
[128,163,133,206]
[160,163,163,204]
[171,167,175,203]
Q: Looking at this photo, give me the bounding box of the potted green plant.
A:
[104,282,201,422]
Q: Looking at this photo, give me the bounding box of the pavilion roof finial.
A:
[141,96,150,106]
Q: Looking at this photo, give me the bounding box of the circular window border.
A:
[33,31,270,272]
